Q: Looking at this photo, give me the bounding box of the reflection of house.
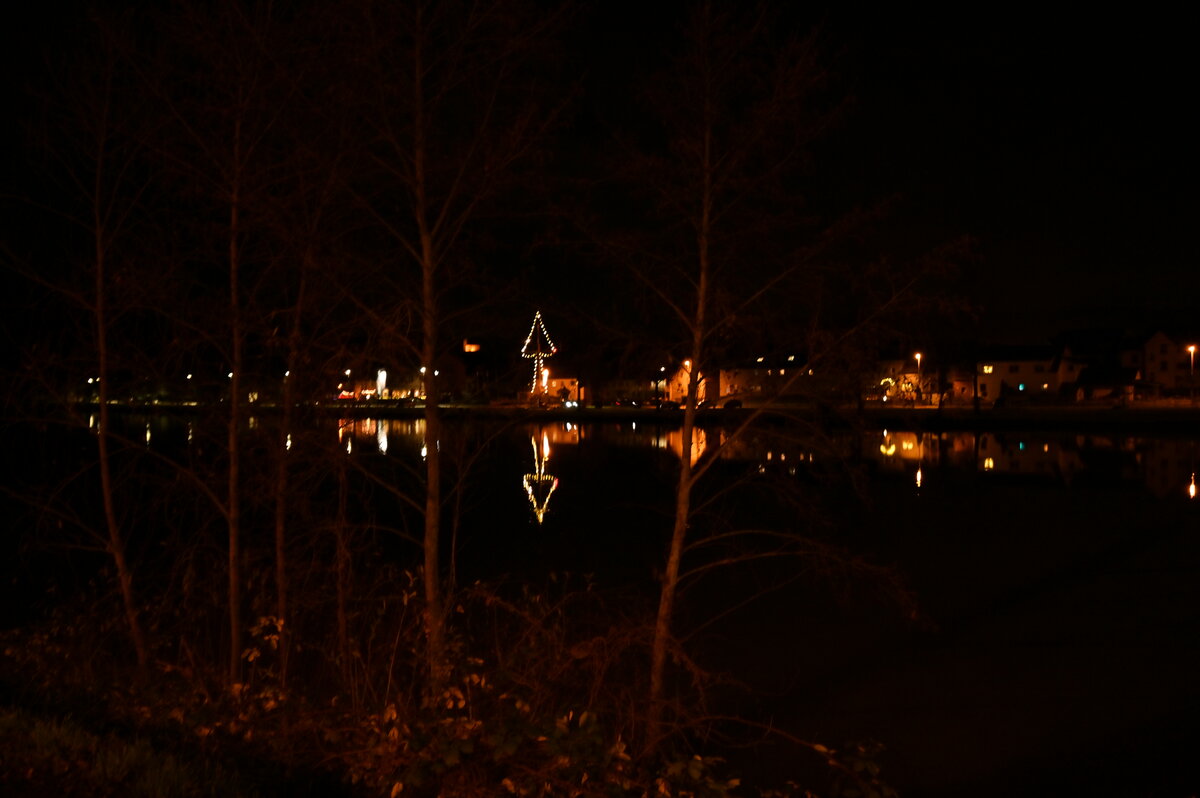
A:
[977,433,1081,479]
[1141,437,1199,498]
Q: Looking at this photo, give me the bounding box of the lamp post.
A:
[1188,344,1196,404]
[914,352,922,404]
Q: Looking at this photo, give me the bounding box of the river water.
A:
[7,412,1199,795]
[296,414,1200,795]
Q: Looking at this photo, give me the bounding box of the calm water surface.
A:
[14,413,1200,795]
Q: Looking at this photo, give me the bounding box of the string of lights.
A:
[520,310,558,394]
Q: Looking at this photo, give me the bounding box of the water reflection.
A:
[669,427,715,465]
[866,429,1198,499]
[336,416,427,456]
[523,430,558,524]
[130,413,1195,503]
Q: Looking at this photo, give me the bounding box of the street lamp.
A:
[1188,345,1196,403]
[914,352,922,403]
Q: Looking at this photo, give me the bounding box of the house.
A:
[662,354,818,406]
[870,358,921,403]
[661,361,718,404]
[974,345,1065,404]
[545,376,582,404]
[1142,331,1198,395]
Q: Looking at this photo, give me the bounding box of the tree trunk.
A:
[646,85,714,754]
[336,456,351,687]
[411,7,447,694]
[94,196,150,675]
[273,272,304,688]
[227,118,244,685]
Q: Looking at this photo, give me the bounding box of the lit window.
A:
[982,365,994,374]
[984,457,994,470]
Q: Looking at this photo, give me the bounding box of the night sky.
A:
[818,10,1198,339]
[3,5,1196,348]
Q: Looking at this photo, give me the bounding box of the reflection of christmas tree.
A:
[523,429,558,525]
[520,310,557,395]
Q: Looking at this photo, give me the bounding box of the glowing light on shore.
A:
[520,311,558,394]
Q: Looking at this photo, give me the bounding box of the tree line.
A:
[3,2,951,794]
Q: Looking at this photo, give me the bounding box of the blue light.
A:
[1018,383,1025,391]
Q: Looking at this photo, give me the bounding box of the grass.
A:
[0,706,263,798]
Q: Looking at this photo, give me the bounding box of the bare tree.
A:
[351,0,566,690]
[14,10,154,673]
[145,0,302,684]
[606,3,897,754]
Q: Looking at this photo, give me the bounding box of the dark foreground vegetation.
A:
[1,569,895,798]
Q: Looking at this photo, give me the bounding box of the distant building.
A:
[974,345,1065,403]
[1142,331,1198,394]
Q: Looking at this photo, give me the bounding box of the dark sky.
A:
[568,5,1198,341]
[4,5,1196,346]
[818,10,1198,339]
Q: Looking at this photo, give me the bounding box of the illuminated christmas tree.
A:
[520,310,557,395]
